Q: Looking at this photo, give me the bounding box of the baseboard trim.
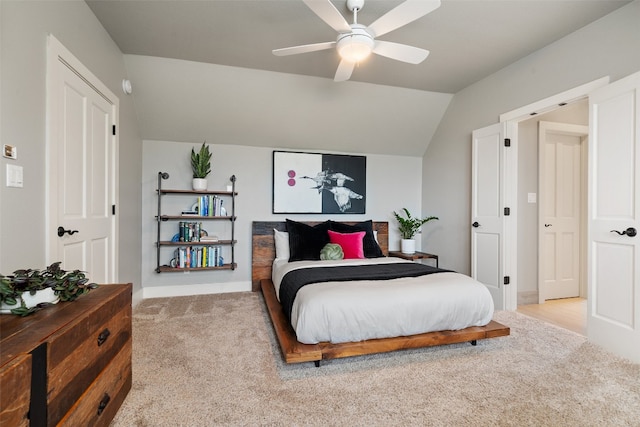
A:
[518,290,539,305]
[141,281,251,299]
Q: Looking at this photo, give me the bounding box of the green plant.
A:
[0,262,98,316]
[190,142,212,179]
[393,208,438,239]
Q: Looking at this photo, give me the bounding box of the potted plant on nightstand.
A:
[0,262,98,316]
[393,208,438,254]
[191,141,212,191]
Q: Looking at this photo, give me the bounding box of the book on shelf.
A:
[171,245,224,268]
[178,221,204,242]
[194,195,225,217]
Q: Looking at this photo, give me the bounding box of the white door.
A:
[471,123,506,309]
[47,36,118,283]
[588,70,640,363]
[538,122,588,302]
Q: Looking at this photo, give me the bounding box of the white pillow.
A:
[274,229,290,261]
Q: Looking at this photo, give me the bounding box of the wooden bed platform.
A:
[252,221,510,365]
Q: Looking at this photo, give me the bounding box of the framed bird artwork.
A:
[272,150,366,214]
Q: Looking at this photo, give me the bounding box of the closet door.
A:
[47,35,118,283]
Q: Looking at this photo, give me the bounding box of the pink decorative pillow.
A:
[327,230,365,259]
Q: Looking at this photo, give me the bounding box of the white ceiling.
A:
[87,0,631,93]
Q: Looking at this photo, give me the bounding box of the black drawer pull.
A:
[97,393,111,415]
[97,328,111,346]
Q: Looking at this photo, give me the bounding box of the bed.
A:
[252,220,510,365]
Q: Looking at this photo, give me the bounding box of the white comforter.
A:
[272,257,494,344]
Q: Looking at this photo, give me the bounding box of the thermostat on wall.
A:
[3,144,17,159]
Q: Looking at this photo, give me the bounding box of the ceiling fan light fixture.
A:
[337,28,374,63]
[274,0,441,81]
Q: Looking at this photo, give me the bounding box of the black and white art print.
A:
[272,151,366,214]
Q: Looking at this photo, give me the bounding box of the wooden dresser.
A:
[0,283,132,427]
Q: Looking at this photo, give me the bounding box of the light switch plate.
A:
[527,192,537,203]
[6,164,23,188]
[3,144,17,159]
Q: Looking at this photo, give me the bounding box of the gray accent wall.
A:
[141,141,424,296]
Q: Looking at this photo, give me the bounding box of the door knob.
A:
[544,224,552,227]
[57,226,79,237]
[610,227,637,237]
[472,222,480,228]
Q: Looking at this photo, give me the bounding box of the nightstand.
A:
[388,251,439,268]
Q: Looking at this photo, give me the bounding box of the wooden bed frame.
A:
[252,221,510,365]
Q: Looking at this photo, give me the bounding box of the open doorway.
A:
[472,77,610,315]
[516,100,588,334]
[518,298,586,335]
[538,121,588,302]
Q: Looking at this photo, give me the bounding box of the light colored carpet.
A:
[111,292,640,427]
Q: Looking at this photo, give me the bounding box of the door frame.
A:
[538,121,588,303]
[45,35,120,280]
[496,77,609,311]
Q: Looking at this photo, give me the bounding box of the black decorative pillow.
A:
[286,219,331,262]
[328,220,384,258]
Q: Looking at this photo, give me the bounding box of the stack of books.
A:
[178,221,203,242]
[195,195,225,217]
[171,246,224,268]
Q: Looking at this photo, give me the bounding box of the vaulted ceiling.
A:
[87,0,630,93]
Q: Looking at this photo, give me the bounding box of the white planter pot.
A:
[0,287,59,314]
[401,238,416,254]
[192,178,208,191]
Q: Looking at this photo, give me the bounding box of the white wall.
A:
[422,0,640,275]
[0,1,143,303]
[141,140,423,297]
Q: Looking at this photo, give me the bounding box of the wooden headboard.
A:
[251,221,389,292]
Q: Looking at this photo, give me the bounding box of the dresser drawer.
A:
[46,287,131,425]
[56,338,132,427]
[0,353,32,427]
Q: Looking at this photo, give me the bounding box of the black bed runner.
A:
[279,262,448,321]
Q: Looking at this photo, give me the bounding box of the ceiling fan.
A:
[272,0,441,82]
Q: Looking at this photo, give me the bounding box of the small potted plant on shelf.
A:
[393,208,438,254]
[0,262,98,316]
[191,141,212,191]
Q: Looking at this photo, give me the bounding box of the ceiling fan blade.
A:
[373,40,429,64]
[303,0,351,33]
[273,41,336,56]
[334,60,355,82]
[367,0,441,38]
